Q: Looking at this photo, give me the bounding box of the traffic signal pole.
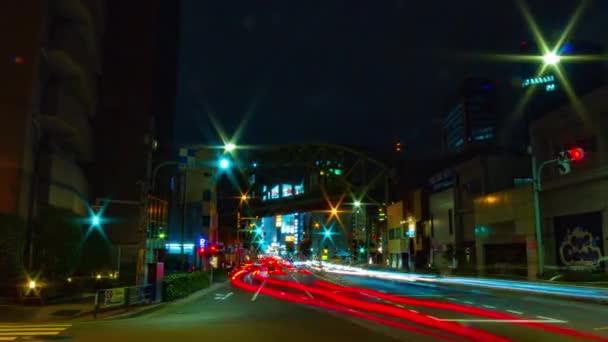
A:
[530,146,559,278]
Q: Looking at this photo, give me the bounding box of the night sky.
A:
[175,0,608,154]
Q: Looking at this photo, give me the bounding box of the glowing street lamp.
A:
[91,215,100,227]
[353,200,361,208]
[224,143,236,152]
[218,157,231,170]
[543,52,560,65]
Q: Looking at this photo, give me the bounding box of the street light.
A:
[91,215,100,227]
[224,143,236,152]
[543,51,560,65]
[353,200,361,208]
[219,158,231,170]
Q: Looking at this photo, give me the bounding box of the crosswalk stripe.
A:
[0,328,66,331]
[0,332,60,336]
[0,325,71,328]
[0,323,71,340]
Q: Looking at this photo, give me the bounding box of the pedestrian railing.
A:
[93,284,152,318]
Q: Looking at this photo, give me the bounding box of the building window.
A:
[448,209,453,235]
[202,215,210,226]
[395,228,402,238]
[389,229,395,240]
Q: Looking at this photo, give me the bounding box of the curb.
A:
[104,281,229,320]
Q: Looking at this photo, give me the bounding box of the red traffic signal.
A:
[198,247,205,256]
[568,147,584,161]
[209,244,218,254]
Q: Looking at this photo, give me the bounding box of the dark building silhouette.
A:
[442,78,498,152]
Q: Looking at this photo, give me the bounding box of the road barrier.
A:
[93,284,152,318]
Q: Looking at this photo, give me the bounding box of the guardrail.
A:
[93,284,153,318]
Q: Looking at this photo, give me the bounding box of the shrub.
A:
[162,272,209,301]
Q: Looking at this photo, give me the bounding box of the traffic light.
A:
[558,147,585,175]
[209,244,218,255]
[198,247,206,256]
[568,147,584,161]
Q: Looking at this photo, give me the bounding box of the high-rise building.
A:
[0,1,103,218]
[442,78,498,151]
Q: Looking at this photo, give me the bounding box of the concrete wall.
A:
[474,185,537,279]
[530,86,608,274]
[47,154,89,215]
[429,188,455,267]
[540,170,608,272]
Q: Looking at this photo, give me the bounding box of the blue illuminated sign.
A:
[521,75,555,88]
[165,243,195,255]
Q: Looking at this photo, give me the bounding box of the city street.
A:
[4,260,607,341]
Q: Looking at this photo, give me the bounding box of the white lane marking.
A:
[409,309,419,313]
[396,304,405,308]
[251,281,266,302]
[290,274,314,299]
[214,292,234,300]
[594,326,608,331]
[427,315,440,320]
[440,319,567,323]
[507,310,524,315]
[482,305,496,309]
[537,316,559,321]
[447,297,458,301]
[359,292,381,300]
[463,301,474,305]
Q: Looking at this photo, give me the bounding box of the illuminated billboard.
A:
[261,180,305,201]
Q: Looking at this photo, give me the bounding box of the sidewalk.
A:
[0,297,95,323]
[0,280,231,324]
[315,262,608,305]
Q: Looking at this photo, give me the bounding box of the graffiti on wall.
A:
[554,212,603,270]
[559,228,603,268]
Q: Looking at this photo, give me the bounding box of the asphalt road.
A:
[323,272,608,341]
[9,282,422,342]
[2,269,608,341]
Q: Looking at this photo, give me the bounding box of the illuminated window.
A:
[270,185,280,199]
[294,182,304,195]
[282,184,293,197]
[275,215,282,228]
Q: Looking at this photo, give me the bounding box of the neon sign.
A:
[521,75,557,92]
